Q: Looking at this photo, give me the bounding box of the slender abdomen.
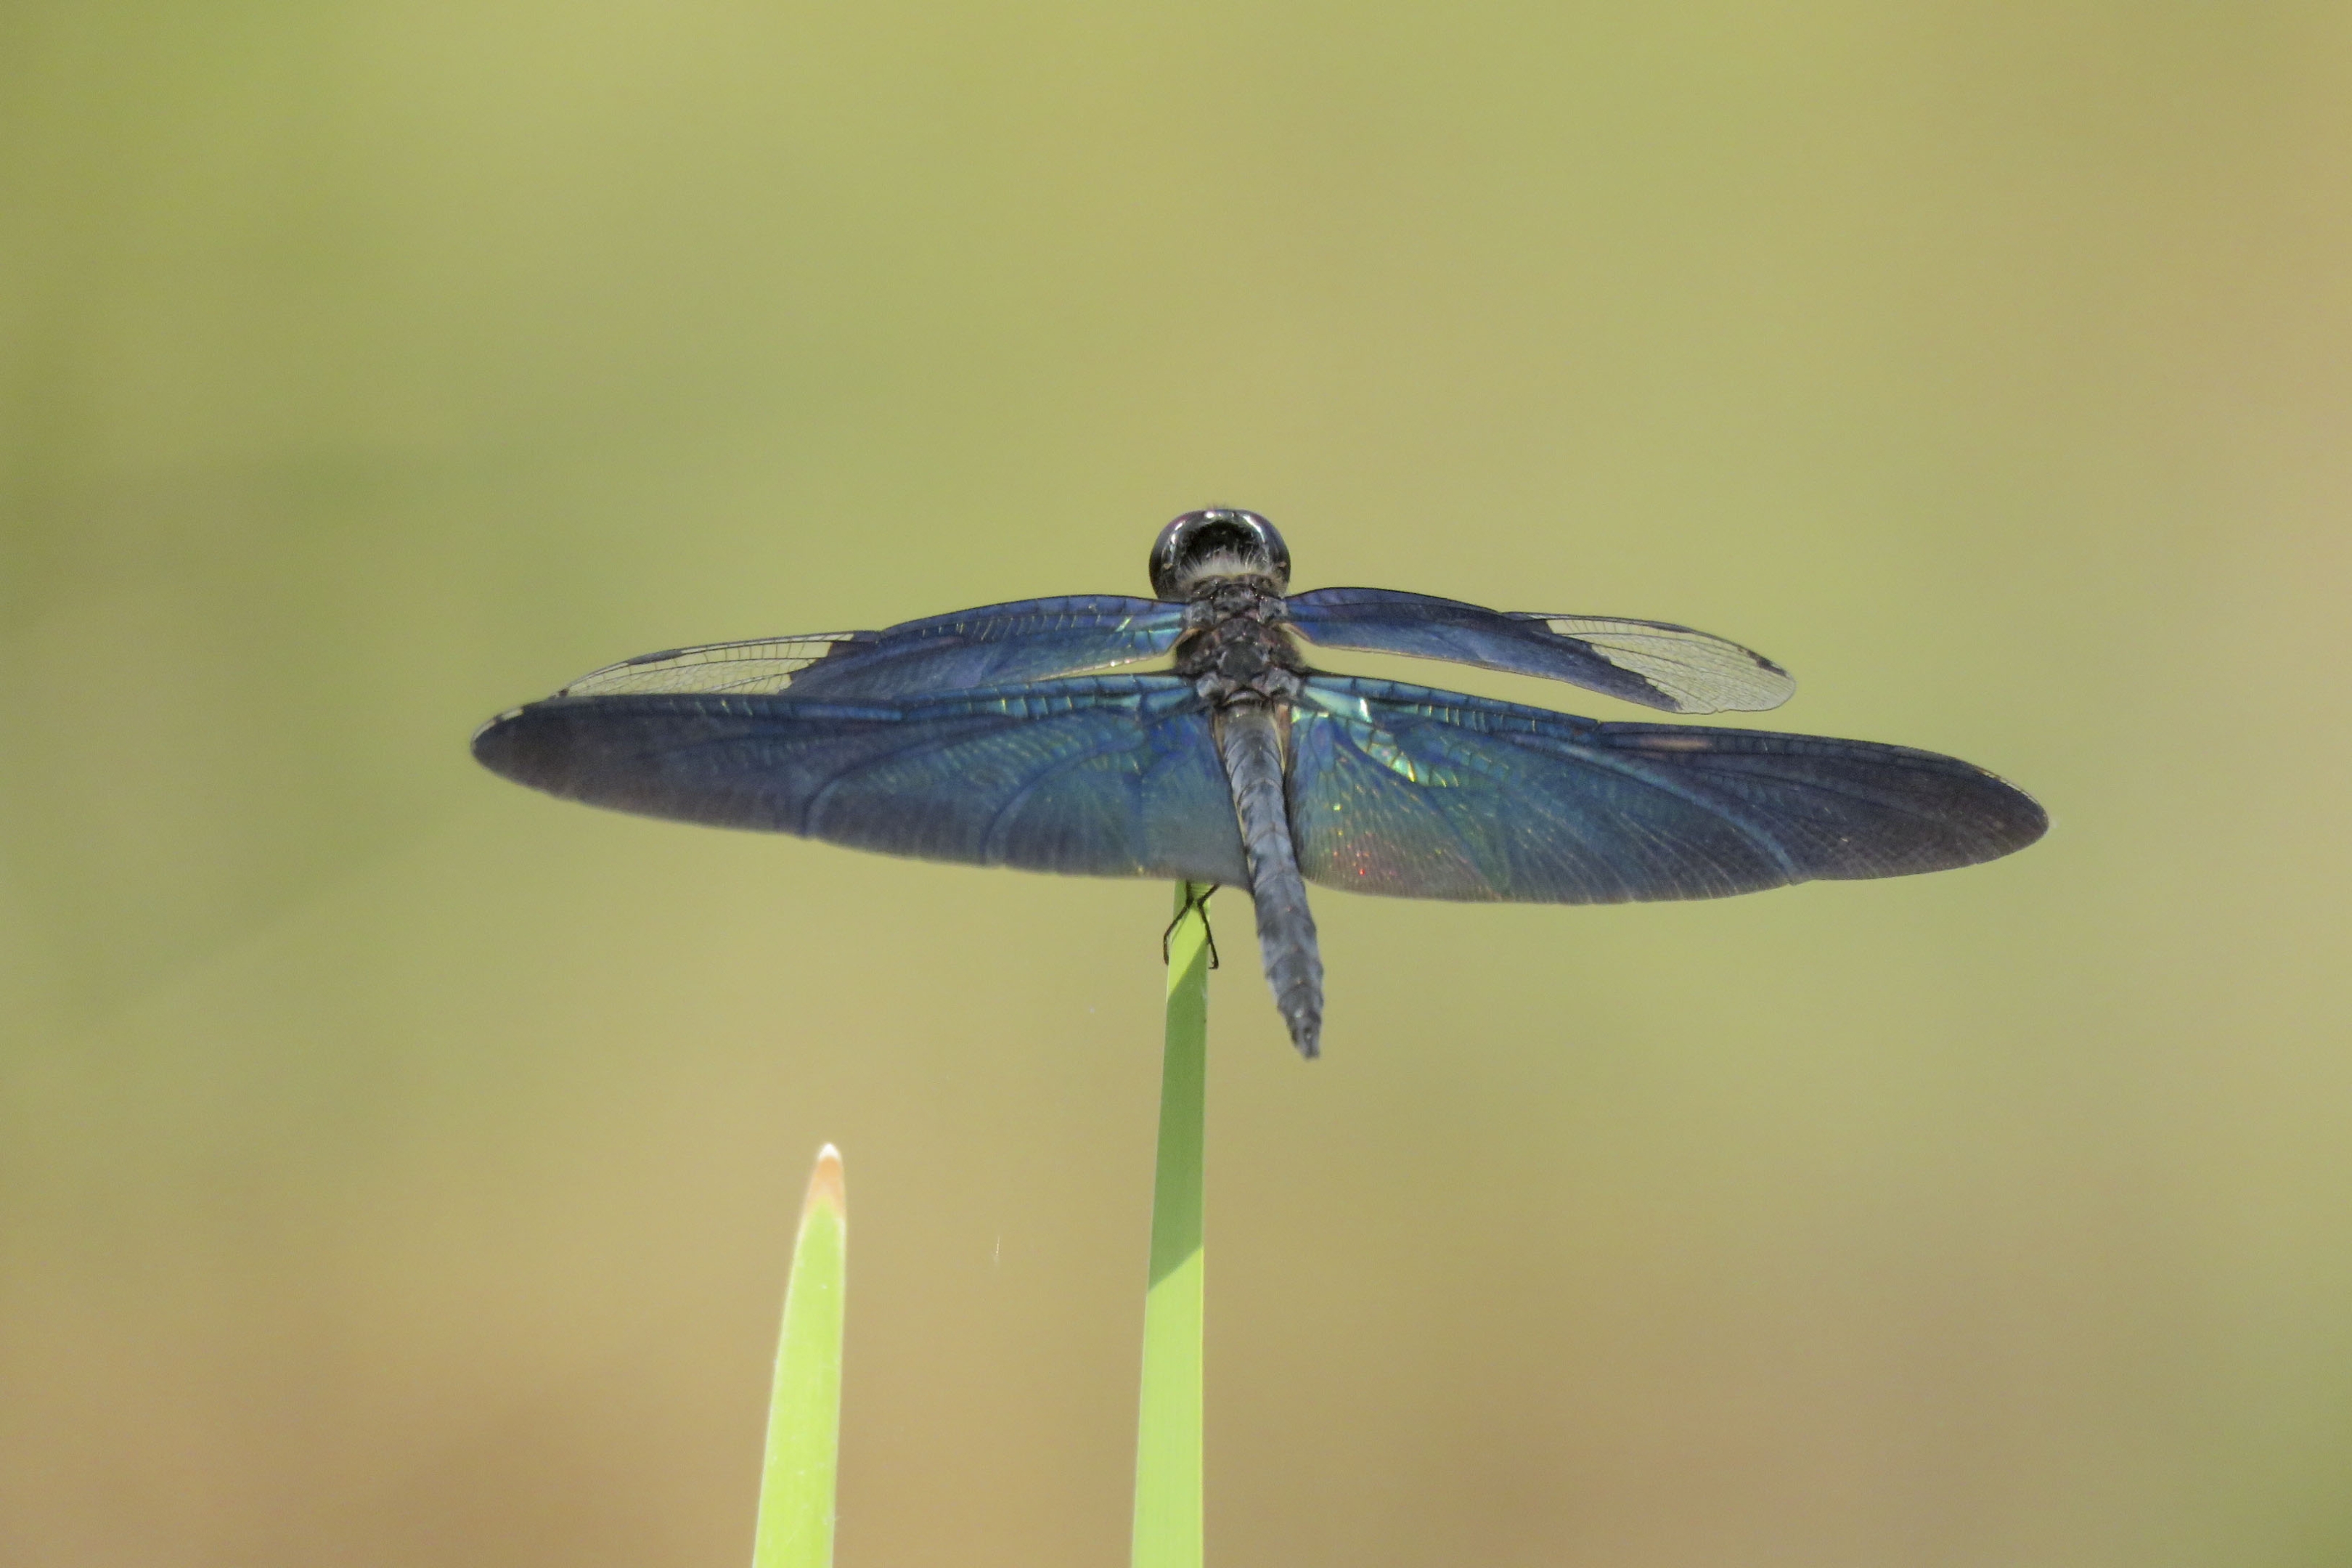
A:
[1215,700,1324,1058]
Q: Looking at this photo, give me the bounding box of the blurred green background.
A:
[5,4,2349,1564]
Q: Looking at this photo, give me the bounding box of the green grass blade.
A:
[752,1144,848,1568]
[1134,883,1212,1568]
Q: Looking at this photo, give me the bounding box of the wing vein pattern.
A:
[1288,676,2043,902]
[1285,587,1795,713]
[475,671,2043,907]
[555,595,1184,702]
[474,675,1249,885]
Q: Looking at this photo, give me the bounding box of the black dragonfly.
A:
[474,509,2046,1057]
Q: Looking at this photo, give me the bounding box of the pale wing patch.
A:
[558,634,863,696]
[1535,616,1795,713]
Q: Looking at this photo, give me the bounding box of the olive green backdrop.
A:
[6,4,2349,1564]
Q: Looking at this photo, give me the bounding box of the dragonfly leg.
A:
[1161,883,1220,969]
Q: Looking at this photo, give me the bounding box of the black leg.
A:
[1161,883,1220,969]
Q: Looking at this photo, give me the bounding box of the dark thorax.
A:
[1172,577,1308,709]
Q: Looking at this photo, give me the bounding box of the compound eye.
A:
[1148,508,1291,598]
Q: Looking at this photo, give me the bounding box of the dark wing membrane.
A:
[557,596,1184,703]
[1288,677,2044,902]
[1284,587,1794,713]
[473,675,1247,884]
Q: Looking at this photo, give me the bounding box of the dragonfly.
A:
[474,508,2046,1058]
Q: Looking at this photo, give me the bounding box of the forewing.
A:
[558,595,1184,702]
[559,633,866,696]
[1286,587,1794,713]
[1289,677,2043,902]
[473,675,1247,883]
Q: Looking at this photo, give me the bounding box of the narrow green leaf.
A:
[753,1144,848,1568]
[1134,883,1212,1568]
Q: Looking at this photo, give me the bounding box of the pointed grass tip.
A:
[803,1143,846,1222]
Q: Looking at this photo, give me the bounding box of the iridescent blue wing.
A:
[557,595,1185,702]
[1284,587,1794,714]
[472,674,1247,883]
[1289,677,2043,902]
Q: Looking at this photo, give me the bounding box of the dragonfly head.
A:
[1150,508,1291,600]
